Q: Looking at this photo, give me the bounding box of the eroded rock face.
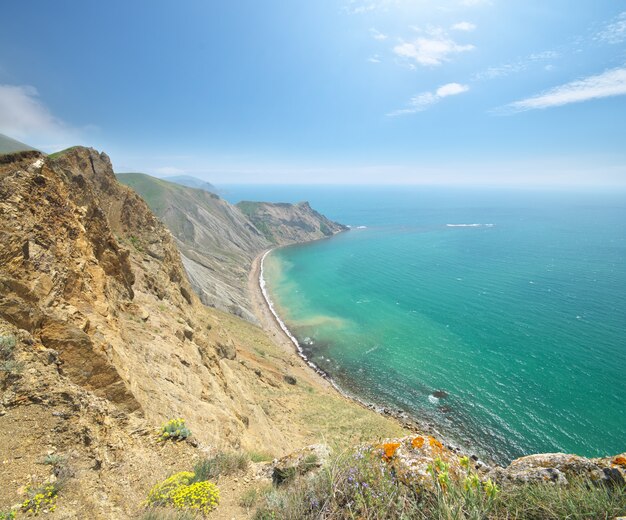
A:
[0,148,271,448]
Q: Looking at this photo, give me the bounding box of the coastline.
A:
[248,242,461,456]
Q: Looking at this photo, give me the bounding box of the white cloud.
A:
[370,28,388,40]
[368,54,382,63]
[597,11,626,44]
[436,82,470,97]
[452,21,476,32]
[0,85,85,150]
[388,82,469,116]
[499,67,626,113]
[393,29,475,66]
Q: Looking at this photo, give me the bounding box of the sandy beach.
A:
[247,249,334,391]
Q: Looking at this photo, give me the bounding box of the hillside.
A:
[117,172,268,321]
[0,133,37,154]
[117,173,347,323]
[0,147,407,518]
[164,174,217,193]
[237,200,348,245]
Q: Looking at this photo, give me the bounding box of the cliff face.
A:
[117,173,268,322]
[0,147,404,518]
[237,200,348,246]
[117,173,347,323]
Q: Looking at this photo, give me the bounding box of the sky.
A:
[1,0,626,186]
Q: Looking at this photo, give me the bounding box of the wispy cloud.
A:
[451,21,476,32]
[368,54,382,63]
[388,82,469,116]
[596,11,626,44]
[0,84,89,151]
[498,67,626,113]
[370,28,388,40]
[473,50,559,80]
[394,28,475,66]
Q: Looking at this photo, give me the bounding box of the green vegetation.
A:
[145,472,219,516]
[192,452,249,482]
[47,147,77,159]
[0,133,36,155]
[249,451,274,463]
[0,335,23,375]
[0,511,16,520]
[158,418,192,441]
[21,483,60,515]
[253,447,626,520]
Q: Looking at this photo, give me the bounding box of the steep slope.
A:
[237,200,347,245]
[117,173,347,323]
[0,132,37,154]
[117,173,270,321]
[0,148,406,518]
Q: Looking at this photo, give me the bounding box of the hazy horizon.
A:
[1,1,626,187]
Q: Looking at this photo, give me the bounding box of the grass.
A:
[249,451,274,463]
[192,452,249,482]
[253,447,626,520]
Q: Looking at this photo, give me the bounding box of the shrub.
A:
[146,472,195,507]
[169,481,219,515]
[192,452,249,481]
[0,335,16,359]
[21,483,58,515]
[159,418,191,441]
[0,511,16,520]
[146,471,219,516]
[0,360,24,374]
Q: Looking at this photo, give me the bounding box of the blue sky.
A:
[1,0,626,186]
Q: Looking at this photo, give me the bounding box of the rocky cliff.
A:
[117,173,347,323]
[0,147,405,518]
[237,200,347,245]
[117,173,268,322]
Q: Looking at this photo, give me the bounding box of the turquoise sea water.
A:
[224,186,626,464]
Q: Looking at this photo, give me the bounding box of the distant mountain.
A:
[0,133,37,154]
[163,174,216,193]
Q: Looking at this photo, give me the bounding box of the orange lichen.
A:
[613,456,626,466]
[411,436,425,449]
[429,436,443,451]
[380,442,401,461]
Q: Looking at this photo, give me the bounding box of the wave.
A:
[446,223,495,228]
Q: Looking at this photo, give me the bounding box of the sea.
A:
[222,185,626,465]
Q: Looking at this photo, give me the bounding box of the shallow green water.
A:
[234,186,626,464]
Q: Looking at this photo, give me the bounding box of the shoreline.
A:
[248,242,462,456]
